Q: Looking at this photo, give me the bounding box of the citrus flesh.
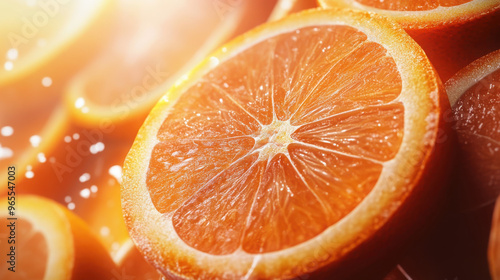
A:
[318,0,500,24]
[0,218,48,279]
[452,66,500,201]
[443,49,500,279]
[0,195,117,280]
[441,49,500,279]
[352,0,472,11]
[122,9,449,279]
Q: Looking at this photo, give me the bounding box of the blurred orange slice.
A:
[445,49,500,279]
[65,0,278,138]
[445,49,500,212]
[0,0,114,85]
[0,0,115,196]
[0,195,117,280]
[19,127,132,252]
[122,9,451,279]
[0,102,68,197]
[318,0,500,80]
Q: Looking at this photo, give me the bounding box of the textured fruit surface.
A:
[122,8,450,280]
[446,49,500,212]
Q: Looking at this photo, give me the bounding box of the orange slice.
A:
[122,8,452,279]
[19,126,132,252]
[0,0,114,85]
[384,265,418,280]
[444,49,500,279]
[0,195,117,280]
[0,0,114,196]
[0,102,68,197]
[318,0,500,81]
[113,239,161,280]
[65,0,278,138]
[445,49,500,212]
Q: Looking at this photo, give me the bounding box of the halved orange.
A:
[0,195,117,280]
[122,8,452,279]
[113,239,161,280]
[445,48,500,212]
[445,49,500,279]
[318,0,500,81]
[0,0,114,85]
[65,0,278,138]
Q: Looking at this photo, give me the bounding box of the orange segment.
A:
[292,104,404,161]
[354,0,472,11]
[149,138,255,213]
[172,153,264,255]
[318,0,500,81]
[122,9,451,279]
[0,195,117,280]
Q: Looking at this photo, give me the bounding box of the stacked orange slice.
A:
[0,195,117,280]
[318,0,500,80]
